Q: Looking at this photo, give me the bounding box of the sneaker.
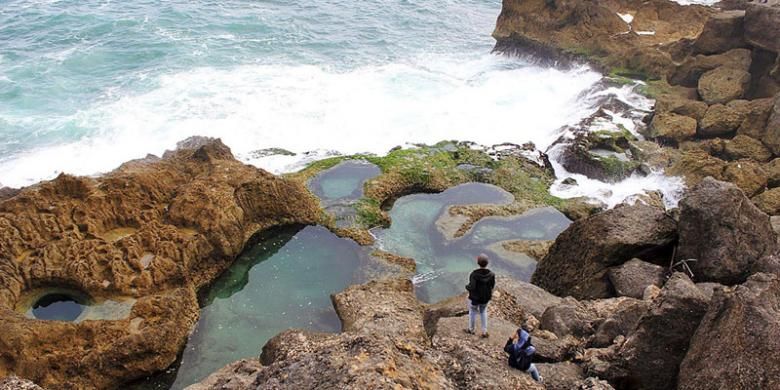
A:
[481,332,489,338]
[464,328,475,335]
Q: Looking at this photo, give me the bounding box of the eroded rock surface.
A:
[0,138,320,389]
[532,204,677,299]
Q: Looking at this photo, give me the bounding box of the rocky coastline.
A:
[1,0,780,389]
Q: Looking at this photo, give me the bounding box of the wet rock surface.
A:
[0,138,320,389]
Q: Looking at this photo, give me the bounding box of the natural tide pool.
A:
[307,160,381,227]
[375,183,571,303]
[142,225,385,389]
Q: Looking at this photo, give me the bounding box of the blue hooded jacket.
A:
[504,329,536,370]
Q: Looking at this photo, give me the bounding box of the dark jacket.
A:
[504,330,536,370]
[465,268,495,305]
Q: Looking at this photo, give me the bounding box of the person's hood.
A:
[472,268,494,282]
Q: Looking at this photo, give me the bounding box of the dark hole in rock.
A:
[32,293,86,322]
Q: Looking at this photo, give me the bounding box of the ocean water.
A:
[0,0,687,205]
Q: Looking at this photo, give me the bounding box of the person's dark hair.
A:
[477,254,489,268]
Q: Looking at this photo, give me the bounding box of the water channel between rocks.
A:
[141,161,571,388]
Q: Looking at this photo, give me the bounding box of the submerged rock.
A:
[532,204,677,299]
[677,177,776,284]
[678,273,780,390]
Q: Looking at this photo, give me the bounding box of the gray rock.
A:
[744,3,780,53]
[496,276,562,319]
[533,204,677,299]
[679,273,780,390]
[677,177,776,284]
[607,259,667,299]
[766,94,780,155]
[536,362,585,390]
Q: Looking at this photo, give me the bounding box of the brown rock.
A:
[723,159,768,196]
[699,103,745,137]
[677,178,776,284]
[679,273,780,390]
[0,377,43,390]
[752,187,780,215]
[589,298,650,348]
[533,204,677,300]
[723,134,773,162]
[0,138,320,389]
[654,95,708,121]
[744,3,780,53]
[736,97,774,139]
[679,138,726,156]
[607,258,666,299]
[615,273,709,390]
[576,377,617,390]
[496,276,563,319]
[765,158,780,187]
[536,362,586,390]
[558,197,606,221]
[670,48,752,87]
[698,66,751,104]
[649,112,698,143]
[540,296,645,343]
[668,149,728,186]
[185,359,263,390]
[692,10,747,55]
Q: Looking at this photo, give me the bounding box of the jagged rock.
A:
[654,95,708,121]
[589,299,650,348]
[736,97,775,139]
[744,3,780,53]
[0,377,43,390]
[668,149,728,185]
[679,273,780,390]
[533,204,677,299]
[615,273,709,390]
[536,362,586,390]
[649,112,698,143]
[752,187,780,215]
[0,139,320,389]
[680,138,726,157]
[698,66,751,105]
[496,276,562,319]
[765,158,780,187]
[670,48,753,87]
[531,331,582,362]
[185,359,263,390]
[692,10,747,55]
[607,259,666,299]
[699,103,746,137]
[0,187,20,201]
[559,131,640,183]
[677,178,776,284]
[723,134,773,162]
[722,159,768,197]
[695,282,724,301]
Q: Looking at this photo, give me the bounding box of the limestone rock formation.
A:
[722,159,768,196]
[678,273,780,390]
[677,177,776,284]
[650,112,698,143]
[607,258,666,299]
[495,276,563,319]
[614,273,709,390]
[766,94,780,155]
[744,3,780,53]
[533,204,677,299]
[698,66,751,105]
[699,103,746,137]
[692,10,747,55]
[0,138,320,389]
[752,187,780,215]
[723,134,773,162]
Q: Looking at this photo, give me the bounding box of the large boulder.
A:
[723,134,773,162]
[698,103,745,137]
[722,159,768,196]
[607,258,666,299]
[736,97,775,139]
[668,149,728,186]
[654,95,708,121]
[678,273,780,390]
[698,65,751,105]
[496,276,562,319]
[533,204,677,299]
[765,94,780,155]
[615,273,709,390]
[540,296,647,345]
[744,3,780,53]
[692,10,747,55]
[765,158,780,187]
[649,112,698,143]
[677,177,776,284]
[536,362,586,390]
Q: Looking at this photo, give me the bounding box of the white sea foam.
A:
[0,53,684,207]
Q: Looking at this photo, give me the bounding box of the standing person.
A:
[464,254,495,338]
[504,327,542,382]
